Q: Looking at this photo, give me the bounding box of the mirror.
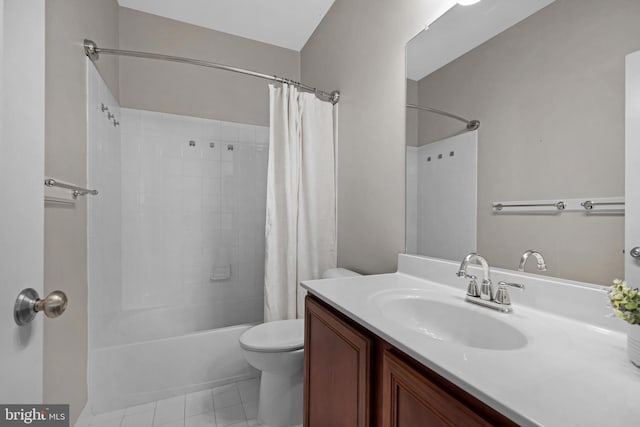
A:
[406,0,640,285]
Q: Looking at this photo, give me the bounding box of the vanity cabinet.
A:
[304,295,517,427]
[304,294,373,426]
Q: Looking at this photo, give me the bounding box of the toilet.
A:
[239,267,360,427]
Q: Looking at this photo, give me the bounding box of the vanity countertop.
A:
[301,255,640,427]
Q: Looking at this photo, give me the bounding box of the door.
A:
[626,51,640,284]
[304,295,372,427]
[0,0,45,402]
[380,350,516,427]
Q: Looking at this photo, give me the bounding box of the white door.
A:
[0,0,45,402]
[626,51,640,285]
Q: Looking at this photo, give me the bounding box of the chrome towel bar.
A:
[44,178,98,199]
[580,200,625,210]
[493,201,565,211]
[493,197,624,213]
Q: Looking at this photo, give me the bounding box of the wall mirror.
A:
[405,0,640,285]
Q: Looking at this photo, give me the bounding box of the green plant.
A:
[609,279,640,325]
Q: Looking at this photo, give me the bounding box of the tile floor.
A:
[86,378,264,427]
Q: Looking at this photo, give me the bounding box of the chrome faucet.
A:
[518,250,547,272]
[457,252,493,300]
[457,252,524,313]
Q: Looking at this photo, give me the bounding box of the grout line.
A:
[235,382,249,423]
[237,381,245,407]
[210,387,216,421]
[213,395,219,427]
[151,399,157,427]
[183,393,187,424]
[237,381,249,418]
[236,380,256,425]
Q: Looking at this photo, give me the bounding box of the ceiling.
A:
[117,0,336,51]
[407,0,556,81]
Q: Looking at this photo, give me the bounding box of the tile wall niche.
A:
[120,109,268,326]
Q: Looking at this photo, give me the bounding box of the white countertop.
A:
[301,255,640,427]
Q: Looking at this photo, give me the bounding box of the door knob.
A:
[14,288,68,326]
[631,247,640,258]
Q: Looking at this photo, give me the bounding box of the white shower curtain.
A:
[264,84,337,321]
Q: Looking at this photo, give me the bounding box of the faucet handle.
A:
[498,281,525,291]
[494,286,511,305]
[494,281,525,305]
[466,275,480,297]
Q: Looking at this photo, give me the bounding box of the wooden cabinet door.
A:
[381,350,514,427]
[304,295,373,427]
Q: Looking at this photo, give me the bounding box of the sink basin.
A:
[373,292,528,351]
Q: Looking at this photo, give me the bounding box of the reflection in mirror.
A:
[405,0,640,284]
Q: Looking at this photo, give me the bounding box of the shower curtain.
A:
[264,84,337,321]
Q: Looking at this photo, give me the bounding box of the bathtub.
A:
[88,302,262,414]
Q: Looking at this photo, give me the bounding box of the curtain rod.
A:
[83,39,340,105]
[407,104,479,131]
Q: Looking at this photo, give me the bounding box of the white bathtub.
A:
[88,322,259,414]
[93,297,263,348]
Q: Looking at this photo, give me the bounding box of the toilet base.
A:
[257,370,303,427]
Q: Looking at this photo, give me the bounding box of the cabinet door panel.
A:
[382,350,497,427]
[304,296,372,427]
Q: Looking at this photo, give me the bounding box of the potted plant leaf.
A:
[609,279,640,367]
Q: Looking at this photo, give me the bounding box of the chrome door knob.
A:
[631,247,640,258]
[14,288,68,326]
[35,290,68,318]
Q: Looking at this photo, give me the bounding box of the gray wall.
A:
[301,0,451,274]
[44,0,119,423]
[118,7,300,126]
[416,0,639,284]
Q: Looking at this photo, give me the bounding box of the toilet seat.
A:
[239,319,304,353]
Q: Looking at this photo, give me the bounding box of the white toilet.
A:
[239,268,360,427]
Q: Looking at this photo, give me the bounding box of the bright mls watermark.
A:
[0,405,68,426]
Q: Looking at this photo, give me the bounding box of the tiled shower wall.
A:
[88,62,122,346]
[405,146,418,255]
[120,109,268,322]
[89,59,268,347]
[406,133,477,262]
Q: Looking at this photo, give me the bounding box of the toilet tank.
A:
[321,268,361,279]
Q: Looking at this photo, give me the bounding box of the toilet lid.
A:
[239,319,304,353]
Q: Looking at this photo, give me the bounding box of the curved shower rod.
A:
[407,104,479,131]
[83,39,340,105]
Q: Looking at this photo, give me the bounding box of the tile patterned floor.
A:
[85,378,264,427]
